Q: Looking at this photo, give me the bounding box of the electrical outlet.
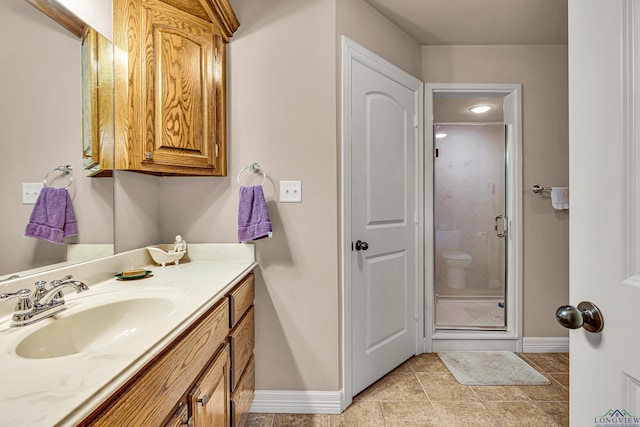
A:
[22,183,44,204]
[280,180,302,203]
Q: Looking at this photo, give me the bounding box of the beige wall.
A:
[159,0,340,391]
[336,0,422,79]
[150,0,425,392]
[422,45,570,337]
[0,0,113,277]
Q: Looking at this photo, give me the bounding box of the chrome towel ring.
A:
[237,162,267,186]
[43,165,74,189]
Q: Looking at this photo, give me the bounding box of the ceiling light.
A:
[435,133,447,139]
[468,105,494,114]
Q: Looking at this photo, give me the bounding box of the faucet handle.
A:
[50,275,73,287]
[33,280,48,301]
[0,289,33,312]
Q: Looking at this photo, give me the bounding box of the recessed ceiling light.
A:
[468,105,494,114]
[435,133,447,139]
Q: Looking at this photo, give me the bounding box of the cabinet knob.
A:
[145,152,153,160]
[198,393,210,405]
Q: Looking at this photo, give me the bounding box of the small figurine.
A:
[173,235,187,253]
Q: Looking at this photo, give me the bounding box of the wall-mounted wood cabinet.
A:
[113,0,239,176]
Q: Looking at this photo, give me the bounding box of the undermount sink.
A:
[15,294,184,359]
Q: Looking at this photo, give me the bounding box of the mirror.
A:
[0,0,114,280]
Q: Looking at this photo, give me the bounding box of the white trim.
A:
[425,83,523,353]
[250,390,344,414]
[340,36,424,407]
[622,0,639,281]
[522,337,569,353]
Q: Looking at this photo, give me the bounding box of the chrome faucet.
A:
[0,275,88,327]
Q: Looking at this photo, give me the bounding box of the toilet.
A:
[435,230,473,289]
[441,250,472,289]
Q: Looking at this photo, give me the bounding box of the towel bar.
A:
[531,185,551,194]
[237,162,267,186]
[43,165,73,189]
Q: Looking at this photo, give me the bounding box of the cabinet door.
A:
[116,0,228,176]
[190,345,230,427]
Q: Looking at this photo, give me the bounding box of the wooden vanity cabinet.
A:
[79,271,255,427]
[113,0,239,176]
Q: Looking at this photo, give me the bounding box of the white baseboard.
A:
[522,337,569,353]
[250,390,345,414]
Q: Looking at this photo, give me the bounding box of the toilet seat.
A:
[442,251,472,261]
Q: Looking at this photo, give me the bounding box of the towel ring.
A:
[237,162,267,186]
[43,165,74,189]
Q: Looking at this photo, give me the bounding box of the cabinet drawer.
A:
[229,273,254,328]
[82,300,229,426]
[230,356,255,427]
[229,306,254,391]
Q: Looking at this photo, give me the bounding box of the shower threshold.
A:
[435,297,506,330]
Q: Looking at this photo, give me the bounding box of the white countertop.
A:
[0,244,256,427]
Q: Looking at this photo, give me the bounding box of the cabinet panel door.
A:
[190,345,230,427]
[139,0,225,174]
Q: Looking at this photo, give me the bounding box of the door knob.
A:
[555,301,604,333]
[355,240,369,251]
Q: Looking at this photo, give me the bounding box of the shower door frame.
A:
[424,83,523,353]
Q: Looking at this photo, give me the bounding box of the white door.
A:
[569,1,640,425]
[344,38,422,396]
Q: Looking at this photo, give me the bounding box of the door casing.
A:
[425,83,523,352]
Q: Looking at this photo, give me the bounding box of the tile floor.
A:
[245,352,569,427]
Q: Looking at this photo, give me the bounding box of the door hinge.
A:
[414,115,419,128]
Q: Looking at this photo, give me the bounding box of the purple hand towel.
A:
[238,185,272,242]
[24,187,78,244]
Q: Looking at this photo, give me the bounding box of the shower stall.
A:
[426,83,522,352]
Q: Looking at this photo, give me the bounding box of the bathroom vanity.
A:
[0,244,256,427]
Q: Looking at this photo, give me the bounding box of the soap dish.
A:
[146,246,186,267]
[115,270,153,280]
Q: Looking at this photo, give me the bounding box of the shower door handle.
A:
[494,215,507,238]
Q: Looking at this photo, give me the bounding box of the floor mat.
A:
[437,351,550,386]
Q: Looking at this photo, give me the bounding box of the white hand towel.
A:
[550,187,569,210]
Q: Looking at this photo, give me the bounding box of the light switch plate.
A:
[280,180,302,203]
[22,183,44,204]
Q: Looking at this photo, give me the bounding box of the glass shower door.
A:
[433,122,507,330]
